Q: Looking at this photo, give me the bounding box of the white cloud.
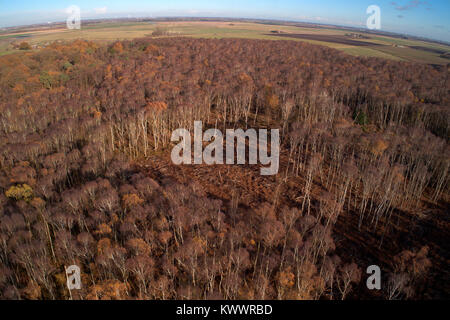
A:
[94,7,108,14]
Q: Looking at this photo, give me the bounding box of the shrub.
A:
[354,110,368,126]
[5,184,33,201]
[18,42,31,50]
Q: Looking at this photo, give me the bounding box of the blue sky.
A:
[0,0,449,42]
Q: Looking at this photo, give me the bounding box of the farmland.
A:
[1,19,449,64]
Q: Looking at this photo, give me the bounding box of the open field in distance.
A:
[1,20,449,64]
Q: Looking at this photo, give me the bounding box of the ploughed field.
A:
[267,33,382,47]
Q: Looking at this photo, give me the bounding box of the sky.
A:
[0,0,449,42]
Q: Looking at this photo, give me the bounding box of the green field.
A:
[1,20,449,64]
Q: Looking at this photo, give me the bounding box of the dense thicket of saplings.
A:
[0,38,447,299]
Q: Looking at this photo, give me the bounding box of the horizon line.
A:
[1,16,449,46]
